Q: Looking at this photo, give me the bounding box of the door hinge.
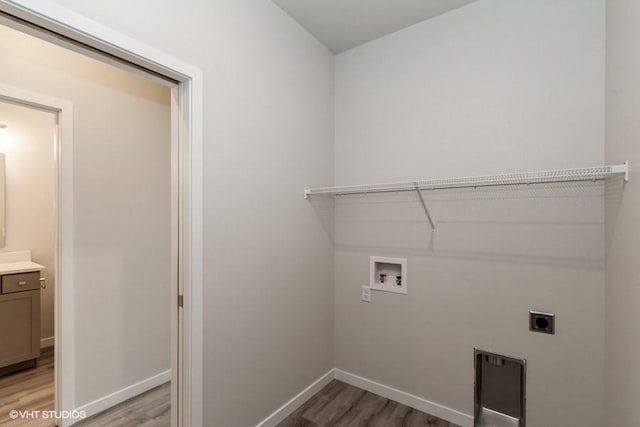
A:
[178,294,184,308]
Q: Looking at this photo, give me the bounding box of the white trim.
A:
[170,85,181,427]
[255,368,473,427]
[186,69,204,427]
[40,336,54,349]
[56,88,75,427]
[0,3,205,427]
[0,0,195,81]
[75,370,171,420]
[255,369,335,427]
[334,370,473,427]
[0,83,75,427]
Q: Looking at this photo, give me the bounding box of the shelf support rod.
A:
[414,183,435,232]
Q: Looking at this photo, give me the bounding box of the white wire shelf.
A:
[304,162,629,232]
[304,162,629,199]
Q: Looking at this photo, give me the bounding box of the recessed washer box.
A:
[370,256,407,294]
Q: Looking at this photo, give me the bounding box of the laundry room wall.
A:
[25,1,337,425]
[605,0,640,425]
[333,1,605,426]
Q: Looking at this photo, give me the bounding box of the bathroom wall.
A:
[2,1,335,425]
[0,101,56,343]
[334,1,605,426]
[0,25,172,408]
[605,0,640,425]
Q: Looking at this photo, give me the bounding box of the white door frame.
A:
[0,83,74,427]
[0,2,204,427]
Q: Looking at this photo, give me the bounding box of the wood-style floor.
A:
[1,351,455,427]
[277,380,459,427]
[0,348,54,427]
[74,383,170,427]
[0,348,170,426]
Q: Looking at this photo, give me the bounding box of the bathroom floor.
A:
[277,380,459,427]
[0,348,54,426]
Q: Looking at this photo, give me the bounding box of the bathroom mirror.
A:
[0,153,5,248]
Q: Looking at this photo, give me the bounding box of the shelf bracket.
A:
[414,183,435,232]
[611,161,630,182]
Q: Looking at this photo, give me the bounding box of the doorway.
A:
[0,97,58,427]
[0,2,204,426]
[0,83,71,427]
[0,16,179,427]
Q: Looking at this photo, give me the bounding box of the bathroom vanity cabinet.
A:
[0,271,41,375]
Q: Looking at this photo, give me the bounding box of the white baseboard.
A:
[334,369,473,427]
[256,368,335,427]
[255,368,473,427]
[75,370,171,419]
[40,336,54,349]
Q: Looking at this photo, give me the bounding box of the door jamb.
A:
[0,2,204,427]
[0,83,74,427]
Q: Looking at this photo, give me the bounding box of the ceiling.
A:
[272,0,479,54]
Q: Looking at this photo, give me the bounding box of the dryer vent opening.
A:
[474,349,526,427]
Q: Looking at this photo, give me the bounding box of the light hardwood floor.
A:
[0,348,54,427]
[2,352,454,427]
[277,380,459,427]
[0,349,169,426]
[74,384,170,427]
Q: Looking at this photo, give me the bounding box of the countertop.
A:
[0,261,45,275]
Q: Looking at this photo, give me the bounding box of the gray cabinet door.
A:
[0,289,40,368]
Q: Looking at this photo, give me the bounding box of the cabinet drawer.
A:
[2,272,40,294]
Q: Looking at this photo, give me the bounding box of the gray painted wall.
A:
[605,1,640,425]
[334,1,605,425]
[44,1,336,426]
[3,1,621,426]
[0,25,172,408]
